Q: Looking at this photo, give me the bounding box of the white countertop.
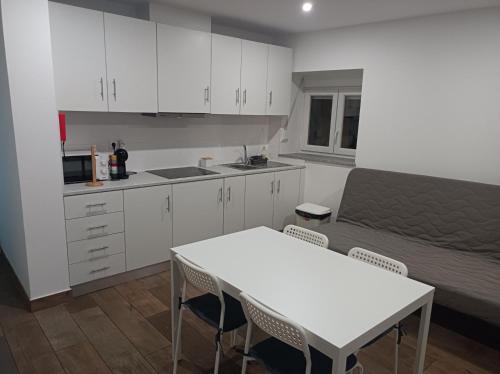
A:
[63,162,305,196]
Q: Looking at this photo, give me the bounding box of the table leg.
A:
[171,255,182,361]
[413,299,433,374]
[331,351,346,374]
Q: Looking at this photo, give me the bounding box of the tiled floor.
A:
[0,253,498,373]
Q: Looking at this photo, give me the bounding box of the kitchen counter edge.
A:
[63,163,306,197]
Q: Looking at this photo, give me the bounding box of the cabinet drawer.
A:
[69,252,126,286]
[67,233,125,265]
[66,212,124,242]
[64,191,123,219]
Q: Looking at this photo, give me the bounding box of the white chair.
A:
[348,247,408,374]
[173,254,247,374]
[239,292,363,374]
[283,224,329,248]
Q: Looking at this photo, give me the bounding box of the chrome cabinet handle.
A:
[89,255,110,262]
[269,91,273,106]
[236,88,240,105]
[85,202,107,216]
[204,86,210,104]
[90,266,110,274]
[100,78,104,100]
[166,195,171,212]
[86,202,106,208]
[87,224,108,239]
[271,181,275,195]
[112,79,117,101]
[218,187,223,203]
[88,246,109,253]
[87,224,108,231]
[227,187,231,203]
[243,89,247,105]
[277,180,281,194]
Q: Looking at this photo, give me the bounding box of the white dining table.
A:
[170,226,435,374]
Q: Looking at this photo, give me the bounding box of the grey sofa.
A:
[314,168,500,327]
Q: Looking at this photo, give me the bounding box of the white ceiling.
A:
[132,0,500,33]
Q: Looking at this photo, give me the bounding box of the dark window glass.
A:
[341,96,360,149]
[307,96,333,147]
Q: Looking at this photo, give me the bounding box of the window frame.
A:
[301,88,361,157]
[334,91,361,157]
[301,91,339,153]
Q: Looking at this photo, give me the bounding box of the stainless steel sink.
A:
[224,161,290,170]
[224,163,258,170]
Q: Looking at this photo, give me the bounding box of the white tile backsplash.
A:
[64,111,283,171]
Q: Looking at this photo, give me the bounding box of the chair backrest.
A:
[240,292,310,360]
[175,254,223,300]
[348,247,408,276]
[283,225,329,248]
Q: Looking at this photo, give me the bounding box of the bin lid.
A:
[296,203,331,215]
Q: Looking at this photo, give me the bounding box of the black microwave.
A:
[62,155,92,184]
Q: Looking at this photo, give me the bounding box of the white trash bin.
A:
[295,203,332,229]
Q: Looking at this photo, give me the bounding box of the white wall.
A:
[0,0,69,299]
[292,8,500,185]
[0,2,30,294]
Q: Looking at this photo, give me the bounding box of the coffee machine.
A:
[112,142,129,180]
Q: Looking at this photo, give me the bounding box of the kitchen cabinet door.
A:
[210,34,242,115]
[49,2,108,111]
[104,13,157,113]
[244,173,275,229]
[173,179,224,246]
[240,40,268,115]
[124,185,172,271]
[273,169,301,230]
[157,24,211,113]
[223,176,245,234]
[266,45,293,116]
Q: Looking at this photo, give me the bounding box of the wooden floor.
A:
[0,254,499,374]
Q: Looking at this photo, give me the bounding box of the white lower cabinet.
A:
[65,212,124,242]
[223,176,245,234]
[69,253,126,286]
[245,169,301,230]
[173,179,224,246]
[67,233,125,265]
[273,170,301,230]
[65,168,303,287]
[245,172,275,229]
[124,185,173,271]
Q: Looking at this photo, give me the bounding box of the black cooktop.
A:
[147,167,219,180]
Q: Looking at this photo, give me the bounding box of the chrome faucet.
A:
[243,145,248,165]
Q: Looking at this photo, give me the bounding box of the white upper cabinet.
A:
[104,13,158,113]
[210,34,242,115]
[157,24,211,113]
[266,45,293,115]
[49,2,108,112]
[240,41,268,115]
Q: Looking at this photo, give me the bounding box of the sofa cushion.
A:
[337,168,500,257]
[314,221,500,326]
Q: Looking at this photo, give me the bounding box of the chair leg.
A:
[214,335,222,374]
[230,329,238,347]
[173,307,184,374]
[358,363,364,374]
[394,326,399,374]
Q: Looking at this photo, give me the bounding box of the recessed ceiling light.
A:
[302,2,313,12]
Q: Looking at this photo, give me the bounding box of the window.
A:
[302,90,361,156]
